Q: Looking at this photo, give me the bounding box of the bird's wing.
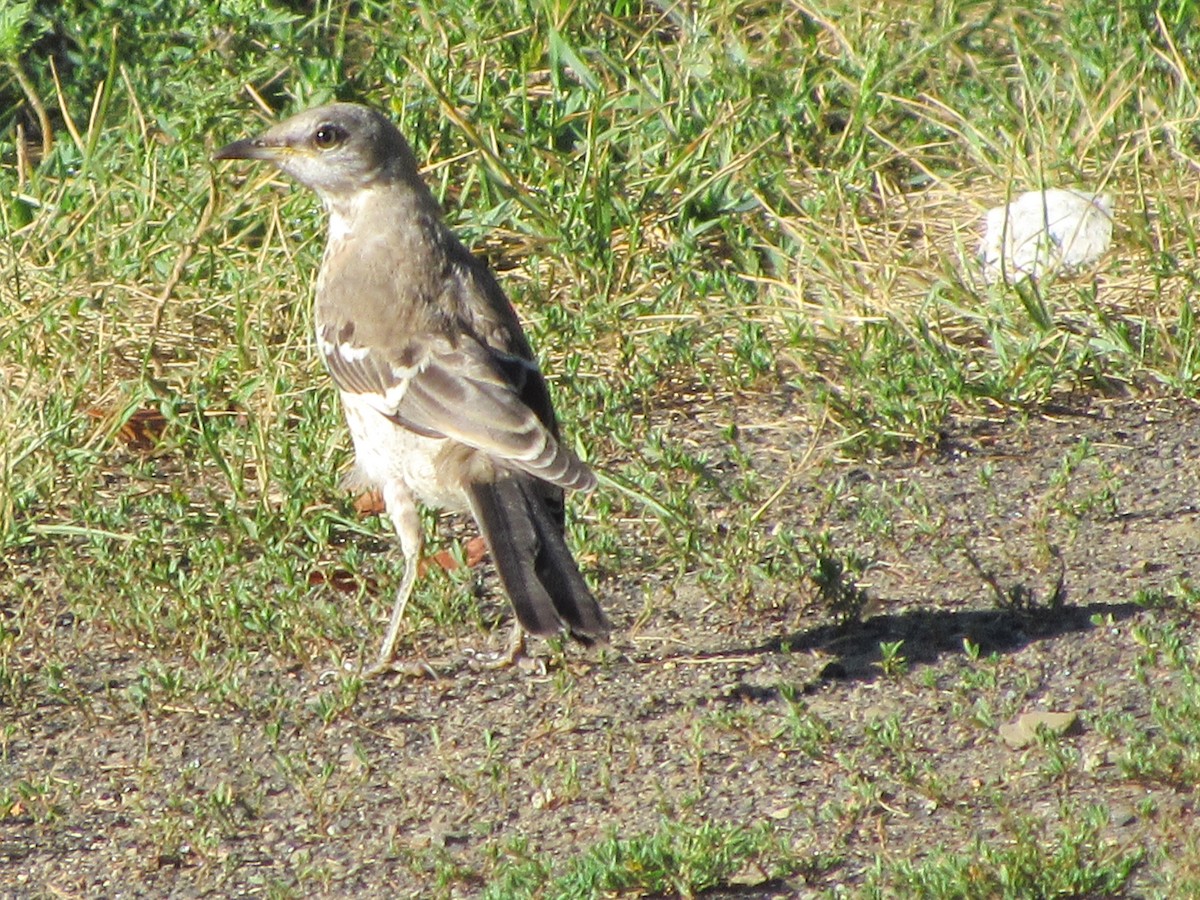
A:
[318,326,594,491]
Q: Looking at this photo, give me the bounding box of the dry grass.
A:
[3,0,1200,895]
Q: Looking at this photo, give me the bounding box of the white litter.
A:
[978,188,1113,284]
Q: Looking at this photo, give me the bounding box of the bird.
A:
[213,102,611,671]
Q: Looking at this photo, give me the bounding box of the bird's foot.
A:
[465,626,546,674]
[363,655,439,680]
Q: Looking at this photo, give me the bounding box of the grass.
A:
[865,803,1144,899]
[482,819,804,899]
[3,0,1200,895]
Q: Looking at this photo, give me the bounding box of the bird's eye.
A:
[313,124,347,150]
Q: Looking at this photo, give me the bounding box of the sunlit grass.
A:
[2,0,1199,894]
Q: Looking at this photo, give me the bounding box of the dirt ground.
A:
[2,395,1199,897]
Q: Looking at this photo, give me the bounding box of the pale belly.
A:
[338,391,468,512]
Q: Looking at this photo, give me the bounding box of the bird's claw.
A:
[363,657,438,680]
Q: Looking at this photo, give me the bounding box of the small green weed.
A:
[866,804,1142,899]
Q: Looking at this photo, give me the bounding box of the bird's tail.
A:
[465,476,611,643]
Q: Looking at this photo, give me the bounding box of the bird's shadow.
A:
[667,600,1144,703]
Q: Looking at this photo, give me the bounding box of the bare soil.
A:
[2,396,1199,897]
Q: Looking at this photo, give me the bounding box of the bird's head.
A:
[214,102,419,201]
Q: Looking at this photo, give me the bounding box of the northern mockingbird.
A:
[214,102,610,669]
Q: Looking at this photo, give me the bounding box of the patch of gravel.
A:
[2,398,1198,896]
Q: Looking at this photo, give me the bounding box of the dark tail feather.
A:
[465,476,611,643]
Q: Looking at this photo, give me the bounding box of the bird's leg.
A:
[367,482,423,675]
[377,543,417,665]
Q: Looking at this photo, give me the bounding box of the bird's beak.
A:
[213,137,286,162]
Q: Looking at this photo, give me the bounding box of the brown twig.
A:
[147,172,219,358]
[9,57,53,158]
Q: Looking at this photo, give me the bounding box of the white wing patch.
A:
[337,343,372,363]
[348,387,407,421]
[315,330,372,364]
